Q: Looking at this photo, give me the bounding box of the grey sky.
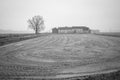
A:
[0,0,120,32]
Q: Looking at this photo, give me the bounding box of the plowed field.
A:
[0,34,120,79]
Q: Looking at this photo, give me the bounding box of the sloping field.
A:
[0,34,120,79]
[0,33,49,46]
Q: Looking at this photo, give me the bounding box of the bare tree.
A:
[28,15,45,34]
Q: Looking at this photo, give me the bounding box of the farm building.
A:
[52,26,90,34]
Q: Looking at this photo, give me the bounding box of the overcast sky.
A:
[0,0,120,32]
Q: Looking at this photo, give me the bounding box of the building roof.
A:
[52,27,58,30]
[57,26,90,30]
[72,26,89,30]
[58,27,71,30]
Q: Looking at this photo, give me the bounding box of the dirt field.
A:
[0,34,120,79]
[0,33,49,46]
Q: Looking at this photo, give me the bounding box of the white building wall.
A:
[58,28,90,34]
[75,29,83,33]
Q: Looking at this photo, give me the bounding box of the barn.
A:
[52,26,90,34]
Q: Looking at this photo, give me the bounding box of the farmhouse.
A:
[52,26,90,34]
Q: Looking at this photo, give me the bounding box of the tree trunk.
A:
[35,29,38,34]
[35,26,39,34]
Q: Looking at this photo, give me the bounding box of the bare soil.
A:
[0,34,120,80]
